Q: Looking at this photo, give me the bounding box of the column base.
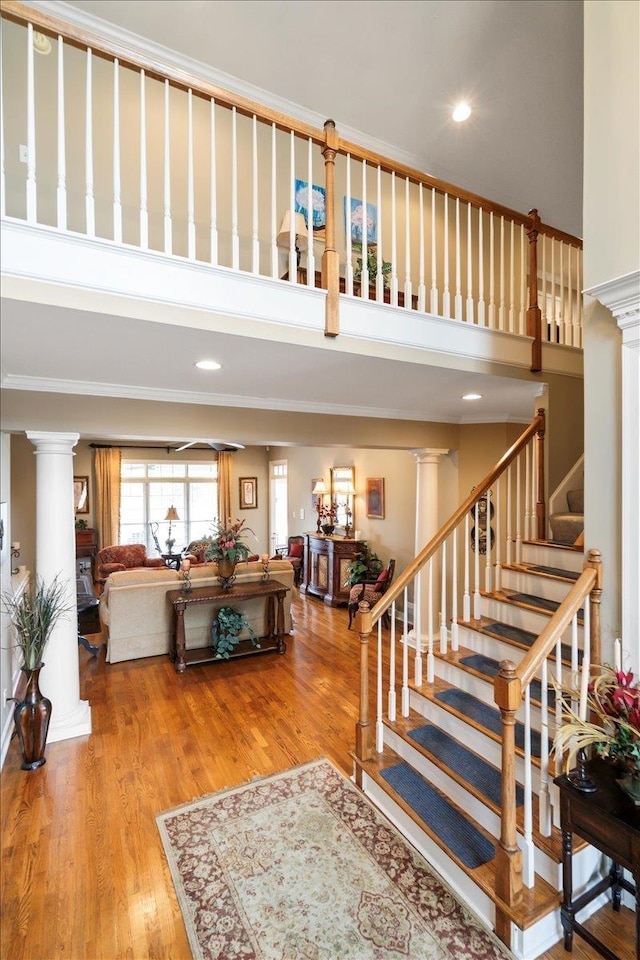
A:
[47,699,92,743]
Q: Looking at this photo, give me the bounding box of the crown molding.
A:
[584,270,640,331]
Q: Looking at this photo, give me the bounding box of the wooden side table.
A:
[167,579,289,672]
[554,757,639,959]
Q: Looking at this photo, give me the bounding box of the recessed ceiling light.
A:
[462,393,482,401]
[452,102,471,123]
[194,359,222,371]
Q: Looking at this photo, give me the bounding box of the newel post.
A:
[586,548,603,669]
[535,407,546,540]
[494,659,523,946]
[322,119,340,338]
[354,601,373,785]
[527,208,542,373]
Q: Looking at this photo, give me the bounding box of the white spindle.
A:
[509,219,515,332]
[488,212,495,327]
[519,223,526,334]
[463,513,471,621]
[427,558,434,682]
[506,465,513,564]
[306,138,315,284]
[287,131,296,279]
[466,202,474,323]
[345,155,353,294]
[451,528,459,651]
[473,502,481,619]
[484,492,492,593]
[390,171,398,305]
[54,36,66,229]
[361,159,369,298]
[85,48,94,236]
[163,79,172,254]
[566,245,573,345]
[111,59,122,243]
[376,623,384,752]
[250,115,259,273]
[388,607,396,722]
[541,234,547,338]
[563,243,571,344]
[26,23,37,222]
[525,444,532,541]
[139,70,148,249]
[550,237,556,342]
[532,437,538,541]
[414,572,422,686]
[210,100,218,265]
[187,90,195,259]
[376,165,383,301]
[418,184,426,311]
[439,541,447,654]
[269,122,276,277]
[454,197,462,320]
[404,176,412,306]
[430,188,438,313]
[477,208,485,325]
[443,193,450,317]
[494,476,502,592]
[539,657,552,836]
[522,684,535,888]
[402,587,410,716]
[498,216,505,329]
[575,249,582,348]
[231,107,239,269]
[571,614,579,679]
[516,454,522,563]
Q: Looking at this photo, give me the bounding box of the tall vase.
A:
[217,557,237,590]
[14,665,52,771]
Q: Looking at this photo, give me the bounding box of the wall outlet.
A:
[292,510,296,519]
[19,144,28,164]
[300,508,305,520]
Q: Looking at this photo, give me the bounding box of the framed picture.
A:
[344,196,377,245]
[294,179,326,231]
[239,477,258,510]
[365,477,385,519]
[74,476,89,514]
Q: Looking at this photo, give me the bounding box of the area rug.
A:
[156,758,510,960]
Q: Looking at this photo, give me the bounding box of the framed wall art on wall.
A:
[365,478,385,519]
[239,477,258,510]
[74,476,89,514]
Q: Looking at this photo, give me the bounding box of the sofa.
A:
[96,543,166,583]
[99,559,295,663]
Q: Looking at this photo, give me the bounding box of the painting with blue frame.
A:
[294,179,326,230]
[344,197,377,245]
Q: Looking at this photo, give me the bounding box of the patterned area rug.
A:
[156,758,510,960]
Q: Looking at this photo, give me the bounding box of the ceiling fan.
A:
[174,440,245,452]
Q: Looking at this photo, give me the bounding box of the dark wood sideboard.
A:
[301,533,363,607]
[75,527,98,575]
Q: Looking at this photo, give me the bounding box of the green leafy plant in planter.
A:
[75,518,88,530]
[211,606,261,660]
[353,246,392,288]
[344,541,383,587]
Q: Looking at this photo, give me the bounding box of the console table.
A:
[167,580,289,672]
[300,533,363,607]
[554,758,639,959]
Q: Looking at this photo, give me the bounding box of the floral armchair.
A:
[95,543,165,583]
[347,559,396,629]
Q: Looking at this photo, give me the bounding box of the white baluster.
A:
[477,208,485,325]
[414,572,422,685]
[388,606,396,722]
[575,249,582,348]
[287,131,296,279]
[402,587,410,715]
[484,492,492,594]
[269,122,277,276]
[345,154,353,295]
[360,159,369,298]
[566,245,573,346]
[430,187,438,314]
[498,215,505,329]
[231,106,239,269]
[210,99,218,265]
[54,36,66,229]
[463,513,471,621]
[555,635,564,770]
[539,657,552,836]
[550,237,556,342]
[506,465,513,565]
[532,437,538,541]
[139,70,148,249]
[541,234,547,339]
[525,443,532,541]
[571,614,579,679]
[473,503,482,619]
[442,193,450,317]
[516,454,522,564]
[509,219,515,333]
[494,476,502,592]
[85,48,94,236]
[563,243,572,345]
[440,540,447,654]
[522,684,535,887]
[451,528,459,651]
[112,59,122,243]
[376,164,383,301]
[427,558,434,682]
[187,89,195,260]
[390,171,398,305]
[404,176,412,306]
[418,183,426,312]
[466,202,474,323]
[488,212,495,327]
[26,23,37,222]
[306,138,315,284]
[163,79,172,254]
[454,197,462,320]
[376,623,384,752]
[251,115,259,273]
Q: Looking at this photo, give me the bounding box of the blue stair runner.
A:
[483,620,581,664]
[527,564,579,581]
[434,688,548,758]
[380,762,495,869]
[408,724,524,808]
[508,591,584,621]
[459,653,556,706]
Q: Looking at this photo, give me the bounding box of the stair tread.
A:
[489,588,584,622]
[455,652,556,707]
[464,616,583,665]
[434,688,550,759]
[503,562,580,582]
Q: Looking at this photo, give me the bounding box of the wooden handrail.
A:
[361,409,546,633]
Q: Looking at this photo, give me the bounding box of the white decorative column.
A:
[408,448,449,683]
[26,431,91,742]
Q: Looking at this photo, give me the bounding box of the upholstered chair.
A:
[95,543,165,583]
[280,535,305,586]
[347,559,396,629]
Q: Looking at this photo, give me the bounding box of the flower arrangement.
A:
[553,665,640,776]
[318,501,338,523]
[203,518,255,565]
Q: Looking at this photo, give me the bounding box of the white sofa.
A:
[99,559,295,664]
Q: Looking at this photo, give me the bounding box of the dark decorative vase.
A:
[217,557,237,590]
[321,524,335,536]
[14,665,52,771]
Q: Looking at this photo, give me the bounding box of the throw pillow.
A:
[288,542,304,559]
[374,569,389,590]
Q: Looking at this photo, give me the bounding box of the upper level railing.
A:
[1,2,583,370]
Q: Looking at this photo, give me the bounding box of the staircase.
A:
[353,538,603,960]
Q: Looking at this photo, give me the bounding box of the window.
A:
[120,460,218,553]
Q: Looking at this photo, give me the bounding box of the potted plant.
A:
[353,245,392,289]
[2,575,69,770]
[203,518,255,588]
[553,664,640,802]
[211,606,260,659]
[344,541,383,587]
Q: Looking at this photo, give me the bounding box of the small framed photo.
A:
[74,476,89,514]
[365,478,385,519]
[239,477,258,510]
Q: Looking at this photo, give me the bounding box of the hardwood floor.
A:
[1,591,635,959]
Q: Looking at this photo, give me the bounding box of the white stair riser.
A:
[457,625,577,684]
[521,542,583,574]
[501,568,577,603]
[482,596,584,641]
[383,724,561,888]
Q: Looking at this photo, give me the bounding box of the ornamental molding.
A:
[584,270,640,333]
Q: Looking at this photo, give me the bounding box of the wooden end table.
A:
[167,579,289,672]
[554,757,639,959]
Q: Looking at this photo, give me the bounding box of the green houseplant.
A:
[344,541,383,587]
[211,606,260,659]
[353,246,392,288]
